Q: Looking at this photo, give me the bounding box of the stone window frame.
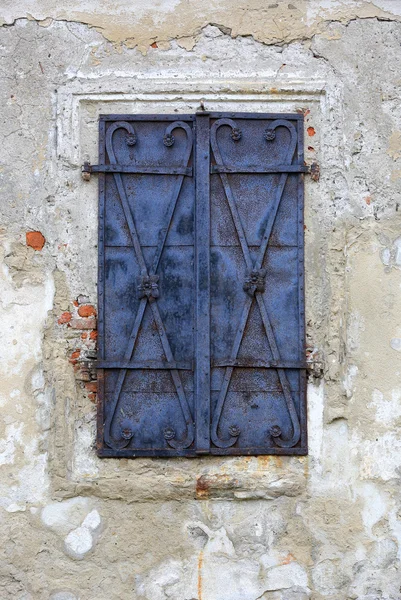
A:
[50,77,338,501]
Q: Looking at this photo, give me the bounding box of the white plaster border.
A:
[56,78,327,166]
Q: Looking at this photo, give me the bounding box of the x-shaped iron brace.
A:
[103,121,195,450]
[210,118,301,449]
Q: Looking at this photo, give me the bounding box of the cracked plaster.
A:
[0,3,401,599]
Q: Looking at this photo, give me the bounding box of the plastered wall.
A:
[1,2,401,599]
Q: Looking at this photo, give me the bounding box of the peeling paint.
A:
[1,1,401,53]
[1,5,401,599]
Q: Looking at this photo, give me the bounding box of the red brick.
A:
[85,382,97,393]
[70,316,97,330]
[70,350,81,362]
[58,311,72,325]
[88,393,96,403]
[89,330,98,340]
[26,231,45,251]
[307,127,316,137]
[78,305,97,317]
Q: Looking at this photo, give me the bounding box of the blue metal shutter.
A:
[97,116,196,456]
[96,113,307,457]
[207,113,307,456]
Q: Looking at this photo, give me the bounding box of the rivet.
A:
[228,425,240,437]
[164,426,176,440]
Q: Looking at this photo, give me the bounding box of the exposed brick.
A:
[78,305,97,317]
[26,231,45,250]
[81,332,88,340]
[69,350,81,365]
[88,393,97,403]
[75,369,91,382]
[89,330,98,340]
[58,311,72,325]
[70,316,97,330]
[85,382,97,393]
[307,126,316,136]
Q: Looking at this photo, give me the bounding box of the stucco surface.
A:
[1,1,401,598]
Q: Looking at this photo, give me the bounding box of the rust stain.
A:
[255,455,284,469]
[280,552,295,565]
[257,455,271,469]
[235,456,252,471]
[275,456,283,468]
[197,550,204,600]
[196,475,209,499]
[196,473,240,497]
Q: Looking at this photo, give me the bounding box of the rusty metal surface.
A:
[96,113,307,457]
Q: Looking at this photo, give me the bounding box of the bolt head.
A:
[229,425,240,437]
[126,133,137,146]
[164,427,176,440]
[270,425,282,438]
[264,128,276,142]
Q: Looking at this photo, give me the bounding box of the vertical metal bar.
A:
[195,114,211,454]
[97,117,106,452]
[297,116,307,451]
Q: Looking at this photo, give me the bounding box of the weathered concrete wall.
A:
[1,1,401,598]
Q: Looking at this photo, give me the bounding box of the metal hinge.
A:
[81,161,193,180]
[82,160,320,181]
[82,161,92,181]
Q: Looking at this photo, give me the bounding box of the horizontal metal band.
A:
[211,164,309,174]
[213,359,307,369]
[97,360,193,370]
[84,164,192,176]
[99,114,195,121]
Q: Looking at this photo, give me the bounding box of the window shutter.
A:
[208,114,306,455]
[96,113,307,457]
